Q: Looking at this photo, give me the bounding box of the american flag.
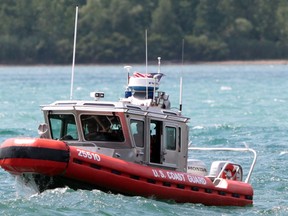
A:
[132,72,164,81]
[133,72,153,78]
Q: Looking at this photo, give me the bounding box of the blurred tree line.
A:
[1,0,288,64]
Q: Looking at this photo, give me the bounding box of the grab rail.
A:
[188,147,257,183]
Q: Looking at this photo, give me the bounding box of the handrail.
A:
[188,147,257,183]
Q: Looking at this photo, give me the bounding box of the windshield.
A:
[49,114,78,140]
[81,114,124,142]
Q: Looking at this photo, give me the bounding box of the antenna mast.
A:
[157,57,161,73]
[145,29,148,99]
[179,39,184,111]
[70,6,78,100]
[124,65,132,84]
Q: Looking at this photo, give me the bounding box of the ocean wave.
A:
[191,123,240,131]
[202,99,215,104]
[192,125,204,130]
[190,124,254,147]
[279,151,288,156]
[0,129,37,143]
[220,86,232,91]
[0,129,21,136]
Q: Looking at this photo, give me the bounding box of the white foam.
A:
[220,86,232,91]
[279,151,288,156]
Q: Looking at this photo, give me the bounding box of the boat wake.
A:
[15,175,40,198]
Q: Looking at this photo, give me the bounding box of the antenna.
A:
[124,65,132,84]
[145,29,148,99]
[154,57,161,103]
[70,6,78,100]
[179,39,184,111]
[157,57,161,73]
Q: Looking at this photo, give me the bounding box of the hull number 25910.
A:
[77,149,101,161]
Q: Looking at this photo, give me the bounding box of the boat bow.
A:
[0,138,69,175]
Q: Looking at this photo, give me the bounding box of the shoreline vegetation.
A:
[2,1,288,65]
[1,60,288,67]
[201,60,288,65]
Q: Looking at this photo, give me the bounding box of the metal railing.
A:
[188,147,257,183]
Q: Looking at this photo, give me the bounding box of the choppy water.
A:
[0,64,287,215]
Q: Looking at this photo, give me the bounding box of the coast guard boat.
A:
[0,7,257,206]
[0,63,257,206]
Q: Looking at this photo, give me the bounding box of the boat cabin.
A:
[40,99,190,172]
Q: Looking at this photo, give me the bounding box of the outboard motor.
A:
[187,159,208,176]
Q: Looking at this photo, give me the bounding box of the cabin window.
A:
[130,119,144,147]
[165,126,176,150]
[81,115,124,142]
[49,114,78,140]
